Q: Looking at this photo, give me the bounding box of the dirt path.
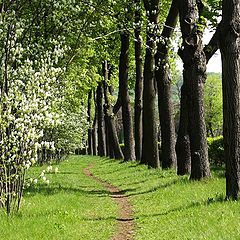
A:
[83,162,135,240]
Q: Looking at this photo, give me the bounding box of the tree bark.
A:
[141,0,160,168]
[119,32,136,161]
[155,0,178,169]
[96,82,106,157]
[103,60,124,160]
[178,0,210,179]
[176,84,191,175]
[220,0,240,199]
[87,90,93,155]
[92,97,98,156]
[134,0,143,161]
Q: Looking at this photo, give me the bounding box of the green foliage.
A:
[207,136,224,166]
[204,73,223,137]
[202,0,222,28]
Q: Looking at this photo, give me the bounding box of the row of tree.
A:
[86,0,240,200]
[0,0,239,215]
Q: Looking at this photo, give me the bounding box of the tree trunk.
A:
[155,0,178,169]
[119,32,136,161]
[141,0,160,168]
[92,107,98,156]
[103,60,124,160]
[178,0,210,180]
[96,82,106,157]
[176,84,191,175]
[220,0,240,199]
[87,90,93,155]
[134,0,143,161]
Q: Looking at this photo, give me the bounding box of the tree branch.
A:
[204,21,222,63]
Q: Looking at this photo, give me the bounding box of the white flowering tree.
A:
[0,0,97,215]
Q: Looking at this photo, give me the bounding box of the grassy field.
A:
[0,156,117,240]
[1,155,240,239]
[91,157,240,240]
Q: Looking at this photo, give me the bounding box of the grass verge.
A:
[91,157,240,240]
[2,155,240,240]
[0,155,117,240]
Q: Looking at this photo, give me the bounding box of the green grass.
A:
[0,156,117,240]
[91,157,240,240]
[1,155,240,239]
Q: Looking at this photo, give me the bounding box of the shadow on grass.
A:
[24,184,137,198]
[77,193,226,223]
[134,194,226,220]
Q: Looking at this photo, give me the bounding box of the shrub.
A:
[207,136,224,166]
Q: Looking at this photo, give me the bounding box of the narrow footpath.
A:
[83,162,135,240]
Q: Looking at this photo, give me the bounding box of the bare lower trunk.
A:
[134,0,143,161]
[103,61,124,160]
[220,0,240,199]
[87,90,93,155]
[155,0,178,169]
[96,82,106,157]
[178,0,210,180]
[176,84,191,175]
[92,109,97,156]
[119,33,136,161]
[141,1,160,168]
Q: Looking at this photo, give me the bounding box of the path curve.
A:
[83,162,135,240]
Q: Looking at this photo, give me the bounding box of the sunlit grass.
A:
[91,157,240,240]
[2,155,240,239]
[0,155,117,240]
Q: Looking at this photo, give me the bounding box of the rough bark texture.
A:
[119,33,136,161]
[87,90,93,155]
[176,84,191,175]
[96,82,106,157]
[155,0,178,169]
[178,0,210,179]
[220,0,240,199]
[141,0,160,168]
[134,0,143,161]
[103,61,124,160]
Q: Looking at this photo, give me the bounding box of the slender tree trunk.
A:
[96,82,106,157]
[176,84,191,175]
[102,60,124,160]
[119,32,136,161]
[155,0,178,169]
[220,0,240,199]
[92,107,98,156]
[178,0,210,180]
[105,118,110,157]
[87,90,93,155]
[141,0,160,168]
[134,0,143,161]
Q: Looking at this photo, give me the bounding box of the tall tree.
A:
[220,0,240,199]
[87,90,93,155]
[178,0,210,179]
[103,61,124,160]
[96,82,106,157]
[155,0,178,169]
[141,0,160,168]
[92,107,98,156]
[119,32,136,161]
[134,0,144,161]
